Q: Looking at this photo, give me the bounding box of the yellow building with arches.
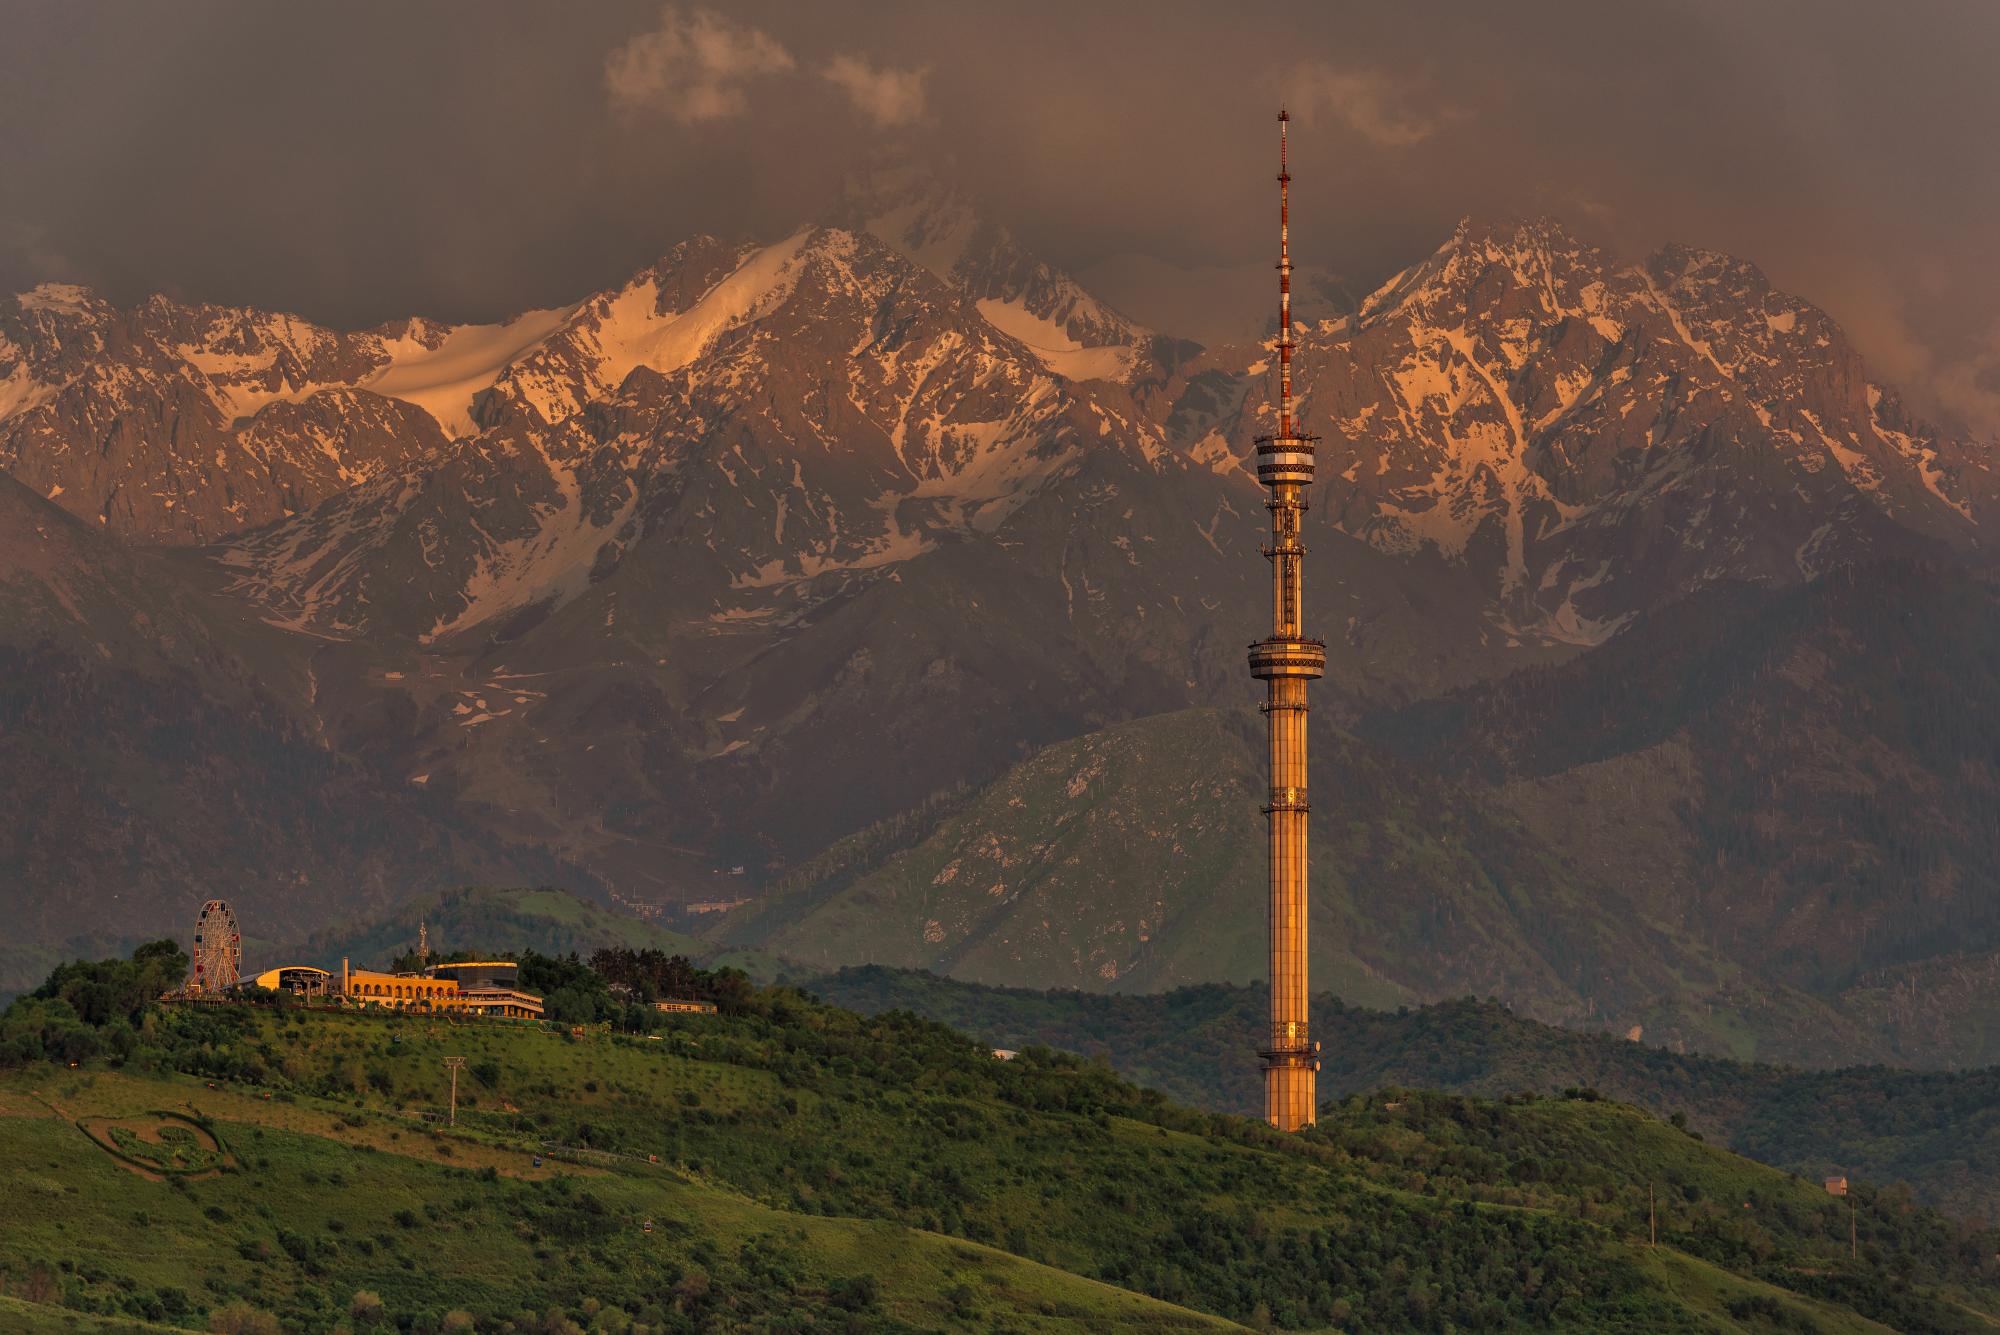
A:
[342,968,459,1010]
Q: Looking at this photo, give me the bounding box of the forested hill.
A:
[7,943,2000,1331]
[808,965,2000,1221]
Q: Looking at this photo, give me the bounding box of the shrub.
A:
[349,1289,386,1325]
[208,1302,284,1335]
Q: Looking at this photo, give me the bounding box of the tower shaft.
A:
[1248,109,1324,1132]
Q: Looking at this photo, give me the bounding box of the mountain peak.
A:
[14,281,104,317]
[1447,213,1586,249]
[1353,213,1613,331]
[830,162,1147,359]
[1644,241,1773,303]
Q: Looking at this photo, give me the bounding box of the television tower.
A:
[1248,108,1325,1132]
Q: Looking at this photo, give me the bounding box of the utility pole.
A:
[1851,1193,1857,1261]
[1649,1182,1657,1247]
[443,1056,465,1127]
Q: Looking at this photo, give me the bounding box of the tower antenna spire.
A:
[1247,106,1325,1132]
[1278,106,1293,440]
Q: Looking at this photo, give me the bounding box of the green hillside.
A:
[721,708,1871,1064]
[809,965,2000,1222]
[5,944,2000,1332]
[1363,564,2000,1012]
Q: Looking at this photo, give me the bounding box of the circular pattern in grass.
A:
[78,1111,232,1179]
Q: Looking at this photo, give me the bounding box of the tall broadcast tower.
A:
[1248,108,1325,1132]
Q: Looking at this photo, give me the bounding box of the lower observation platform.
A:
[1247,636,1327,680]
[1257,1021,1322,1070]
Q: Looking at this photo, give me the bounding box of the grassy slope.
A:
[5,997,1998,1333]
[729,708,1868,1063]
[1,1076,1223,1333]
[807,966,2000,1223]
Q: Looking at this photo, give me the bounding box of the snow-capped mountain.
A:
[3,191,1997,960]
[0,283,568,542]
[0,172,1168,548]
[211,224,1175,642]
[184,220,1259,894]
[1178,217,1994,645]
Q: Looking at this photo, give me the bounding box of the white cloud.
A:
[1288,66,1452,149]
[605,4,795,124]
[822,54,929,128]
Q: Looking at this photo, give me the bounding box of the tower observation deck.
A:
[1249,108,1324,1132]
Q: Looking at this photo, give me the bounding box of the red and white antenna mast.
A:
[1278,107,1294,439]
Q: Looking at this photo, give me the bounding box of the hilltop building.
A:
[244,957,543,1018]
[249,965,333,995]
[422,961,546,1018]
[195,903,544,1018]
[340,965,463,1011]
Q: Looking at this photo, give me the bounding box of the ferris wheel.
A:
[190,899,241,992]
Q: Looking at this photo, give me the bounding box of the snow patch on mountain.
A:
[16,283,95,314]
[364,308,573,437]
[731,522,934,589]
[0,363,56,421]
[423,465,637,644]
[593,228,812,387]
[976,299,1137,382]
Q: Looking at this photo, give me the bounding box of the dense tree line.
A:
[810,965,2000,1223]
[0,939,186,1065]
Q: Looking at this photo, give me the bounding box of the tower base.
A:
[1265,1064,1316,1132]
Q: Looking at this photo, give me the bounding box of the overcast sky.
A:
[5,0,1996,433]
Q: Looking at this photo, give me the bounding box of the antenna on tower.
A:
[1277,105,1293,440]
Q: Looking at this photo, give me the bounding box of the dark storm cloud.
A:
[3,0,1995,431]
